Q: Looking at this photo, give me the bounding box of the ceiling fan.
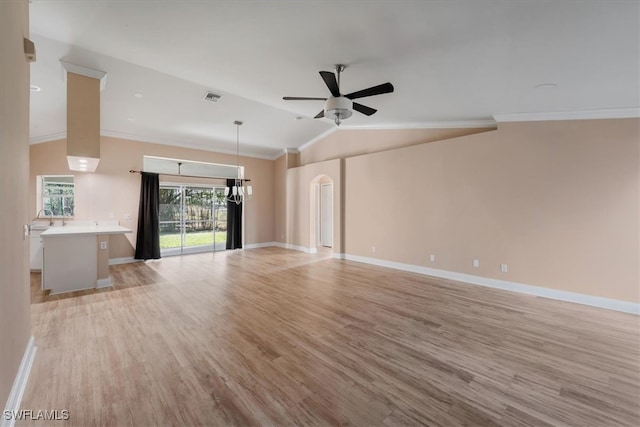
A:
[283,64,394,126]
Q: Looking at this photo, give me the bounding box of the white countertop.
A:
[41,225,132,237]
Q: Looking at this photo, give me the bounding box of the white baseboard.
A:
[2,336,37,427]
[244,242,277,249]
[343,254,640,315]
[96,278,111,288]
[272,242,317,253]
[332,253,345,260]
[108,257,139,265]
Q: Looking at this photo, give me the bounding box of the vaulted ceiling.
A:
[28,0,640,158]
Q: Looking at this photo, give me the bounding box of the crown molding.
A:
[100,130,278,160]
[29,130,279,160]
[273,150,287,161]
[295,119,496,154]
[493,107,640,123]
[273,147,301,161]
[297,127,339,153]
[60,61,108,91]
[32,110,636,162]
[338,119,498,130]
[29,132,67,144]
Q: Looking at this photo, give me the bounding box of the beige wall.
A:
[30,136,275,258]
[300,127,494,165]
[343,119,639,303]
[285,166,307,248]
[0,0,31,409]
[274,154,287,243]
[283,159,343,253]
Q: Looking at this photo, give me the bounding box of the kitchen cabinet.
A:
[30,233,43,271]
[41,222,131,294]
[29,223,49,271]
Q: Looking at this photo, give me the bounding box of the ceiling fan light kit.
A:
[324,96,353,126]
[283,64,394,126]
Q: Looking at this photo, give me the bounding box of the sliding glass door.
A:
[159,186,182,253]
[159,184,227,256]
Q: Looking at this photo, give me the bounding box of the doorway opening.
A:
[159,184,228,256]
[310,175,334,255]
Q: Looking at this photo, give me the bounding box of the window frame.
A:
[36,175,76,218]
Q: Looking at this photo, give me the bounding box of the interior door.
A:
[320,183,333,248]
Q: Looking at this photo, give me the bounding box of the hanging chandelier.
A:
[225,120,252,205]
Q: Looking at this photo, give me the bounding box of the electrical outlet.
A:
[123,213,131,220]
[473,259,479,268]
[501,264,508,273]
[100,241,107,250]
[108,211,114,219]
[430,254,435,262]
[372,246,376,253]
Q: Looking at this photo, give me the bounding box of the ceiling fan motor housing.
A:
[324,96,353,120]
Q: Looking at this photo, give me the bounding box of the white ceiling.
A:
[29,0,640,158]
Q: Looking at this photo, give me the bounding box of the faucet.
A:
[36,208,53,226]
[62,207,72,226]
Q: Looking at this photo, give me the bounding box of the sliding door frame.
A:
[159,182,228,257]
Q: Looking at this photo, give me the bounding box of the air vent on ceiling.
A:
[203,91,222,103]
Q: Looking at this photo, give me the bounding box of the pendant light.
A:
[225,121,252,204]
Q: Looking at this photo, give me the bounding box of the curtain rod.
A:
[129,170,251,182]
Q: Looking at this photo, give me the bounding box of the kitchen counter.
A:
[41,222,132,295]
[41,224,131,237]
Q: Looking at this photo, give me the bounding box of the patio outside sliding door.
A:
[159,184,227,256]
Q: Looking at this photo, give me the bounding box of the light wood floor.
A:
[20,247,640,426]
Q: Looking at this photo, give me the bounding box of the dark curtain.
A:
[134,172,161,260]
[226,178,243,249]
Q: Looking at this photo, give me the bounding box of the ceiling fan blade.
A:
[352,102,377,116]
[314,110,325,119]
[319,71,341,97]
[345,82,394,100]
[283,96,327,101]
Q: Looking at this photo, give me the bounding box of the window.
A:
[38,175,75,217]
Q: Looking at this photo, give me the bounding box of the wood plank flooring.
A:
[19,247,640,426]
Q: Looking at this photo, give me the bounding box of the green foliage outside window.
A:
[159,186,227,234]
[42,176,74,217]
